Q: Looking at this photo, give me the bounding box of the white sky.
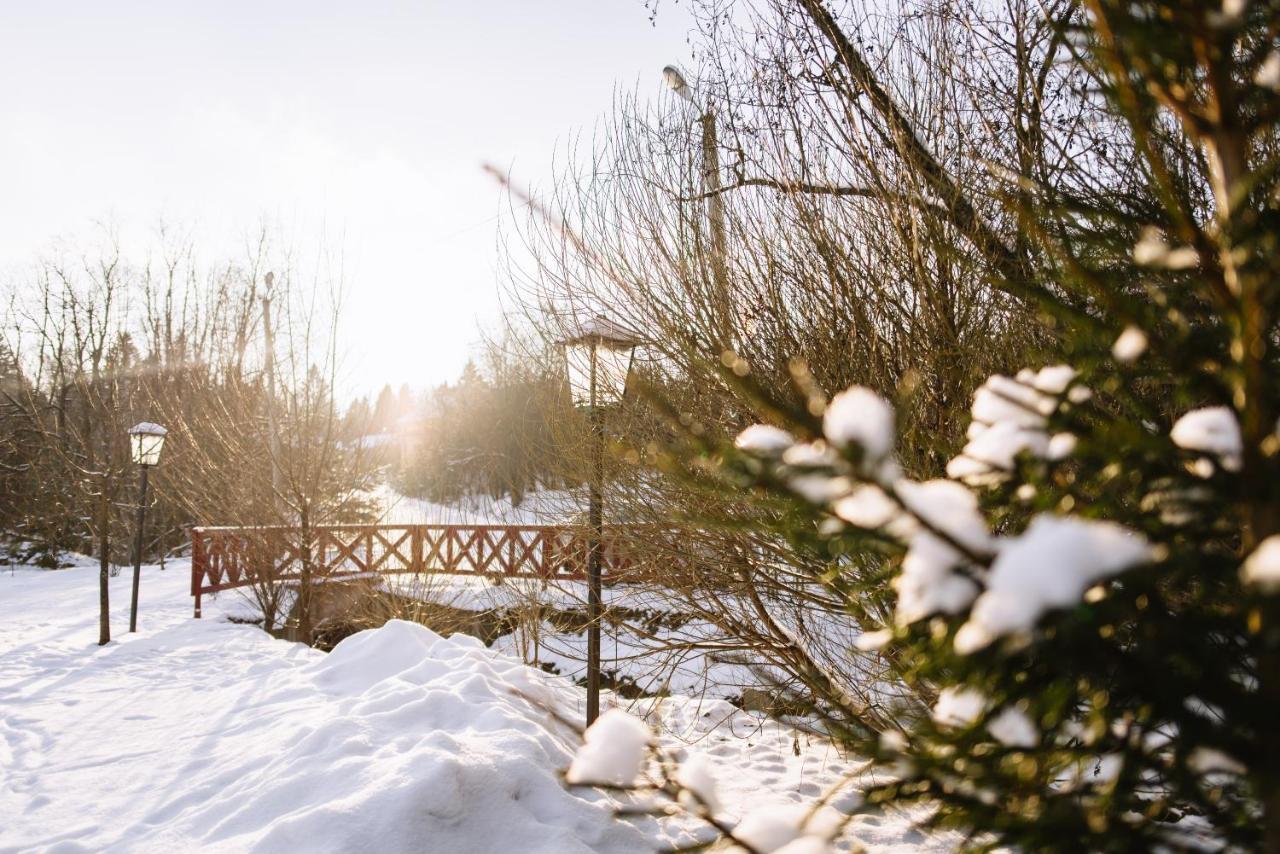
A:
[0,1,694,398]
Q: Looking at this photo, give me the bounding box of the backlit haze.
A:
[0,1,693,397]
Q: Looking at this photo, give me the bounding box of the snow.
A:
[676,752,722,815]
[734,804,843,854]
[1025,365,1077,395]
[735,806,810,852]
[931,687,985,728]
[783,440,841,468]
[955,515,1154,653]
[0,567,643,854]
[351,431,398,449]
[987,707,1038,748]
[891,480,989,626]
[736,424,796,456]
[630,696,954,851]
[788,473,854,504]
[948,368,1080,484]
[1171,406,1242,472]
[831,476,993,628]
[1133,227,1199,270]
[775,838,834,854]
[782,442,855,502]
[897,480,991,554]
[565,708,653,787]
[1187,747,1246,776]
[1257,51,1280,90]
[943,453,996,484]
[853,629,893,651]
[822,386,895,462]
[972,374,1054,426]
[1047,432,1077,460]
[947,420,1048,478]
[893,544,978,626]
[878,730,909,753]
[832,485,901,532]
[1,560,957,853]
[1132,229,1167,266]
[1241,535,1280,593]
[374,484,580,525]
[1112,326,1149,362]
[412,572,865,708]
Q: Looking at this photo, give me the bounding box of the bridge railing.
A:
[190,524,643,617]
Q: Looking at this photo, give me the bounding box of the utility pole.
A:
[665,65,732,345]
[700,107,730,333]
[262,274,284,515]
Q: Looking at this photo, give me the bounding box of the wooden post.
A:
[191,528,204,619]
[298,507,313,643]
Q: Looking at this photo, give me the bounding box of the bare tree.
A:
[491,0,1143,730]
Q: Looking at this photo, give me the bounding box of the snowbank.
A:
[1,562,954,853]
[0,565,641,853]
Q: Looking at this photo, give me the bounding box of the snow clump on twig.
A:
[947,367,1081,485]
[1241,535,1280,593]
[1112,326,1149,363]
[733,803,844,854]
[823,385,895,468]
[565,708,653,787]
[1171,406,1242,473]
[954,515,1154,654]
[735,424,795,456]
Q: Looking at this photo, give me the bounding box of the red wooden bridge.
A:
[190,524,641,618]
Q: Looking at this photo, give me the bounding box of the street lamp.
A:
[560,316,640,726]
[127,422,167,633]
[664,64,730,340]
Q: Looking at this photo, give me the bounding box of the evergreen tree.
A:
[652,3,1280,849]
[372,384,397,433]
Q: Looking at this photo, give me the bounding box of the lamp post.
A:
[127,422,167,633]
[560,317,640,726]
[664,64,730,340]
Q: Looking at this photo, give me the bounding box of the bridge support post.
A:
[191,529,204,619]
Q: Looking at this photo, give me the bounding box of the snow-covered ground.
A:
[1,562,952,853]
[375,485,580,526]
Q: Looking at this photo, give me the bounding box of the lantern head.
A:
[128,422,168,467]
[560,317,642,410]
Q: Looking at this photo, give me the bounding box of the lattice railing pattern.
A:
[190,524,642,616]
